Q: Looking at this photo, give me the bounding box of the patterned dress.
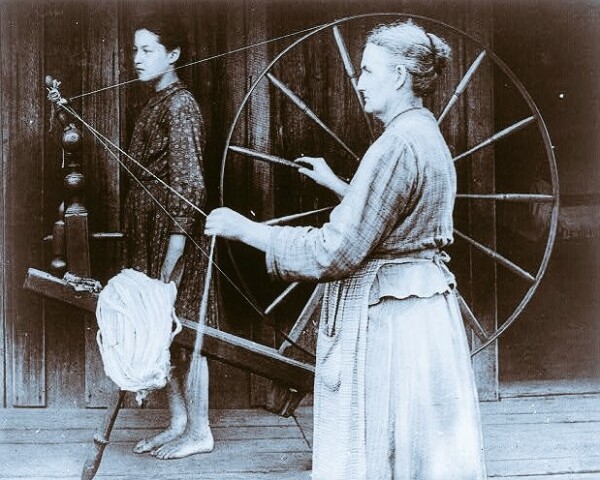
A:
[123,81,215,324]
[266,107,487,479]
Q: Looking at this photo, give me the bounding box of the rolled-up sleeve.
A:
[166,94,206,234]
[266,135,419,282]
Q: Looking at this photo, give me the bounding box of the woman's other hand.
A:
[295,156,336,188]
[205,208,250,241]
[205,207,271,253]
[296,156,348,199]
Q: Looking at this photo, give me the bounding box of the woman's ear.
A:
[168,47,181,65]
[394,64,407,90]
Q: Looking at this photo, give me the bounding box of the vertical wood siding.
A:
[0,0,7,408]
[1,0,497,408]
[43,2,87,408]
[463,2,498,400]
[82,1,123,408]
[2,1,46,407]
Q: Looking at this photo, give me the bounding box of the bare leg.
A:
[133,375,187,454]
[152,353,214,459]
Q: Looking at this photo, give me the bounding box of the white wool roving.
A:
[96,269,182,404]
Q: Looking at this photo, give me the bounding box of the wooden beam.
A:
[180,321,314,393]
[23,268,315,393]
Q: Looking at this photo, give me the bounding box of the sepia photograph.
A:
[0,0,598,478]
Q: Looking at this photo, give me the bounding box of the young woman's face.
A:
[357,43,401,118]
[133,29,174,83]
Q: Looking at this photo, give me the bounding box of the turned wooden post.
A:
[49,201,67,277]
[44,76,121,480]
[62,122,91,278]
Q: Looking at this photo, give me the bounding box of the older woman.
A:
[206,20,486,480]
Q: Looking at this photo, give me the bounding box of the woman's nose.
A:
[357,74,365,91]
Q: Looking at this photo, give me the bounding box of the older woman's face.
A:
[133,29,172,83]
[357,43,400,118]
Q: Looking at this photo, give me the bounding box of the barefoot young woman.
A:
[124,13,216,460]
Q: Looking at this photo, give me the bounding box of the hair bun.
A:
[427,33,452,74]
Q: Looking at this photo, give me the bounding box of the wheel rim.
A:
[219,13,559,358]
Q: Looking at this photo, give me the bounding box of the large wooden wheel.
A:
[220,13,559,358]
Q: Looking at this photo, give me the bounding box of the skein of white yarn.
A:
[96,269,182,404]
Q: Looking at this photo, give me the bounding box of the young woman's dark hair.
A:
[134,12,189,65]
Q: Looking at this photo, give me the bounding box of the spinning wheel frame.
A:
[220,13,559,357]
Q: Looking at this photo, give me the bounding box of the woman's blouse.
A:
[127,81,205,235]
[266,107,456,287]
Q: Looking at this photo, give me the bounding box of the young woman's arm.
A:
[160,233,187,282]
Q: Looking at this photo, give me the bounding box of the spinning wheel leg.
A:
[81,389,126,480]
[266,285,324,416]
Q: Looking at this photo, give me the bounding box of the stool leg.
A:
[81,390,126,480]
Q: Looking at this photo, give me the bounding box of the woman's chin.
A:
[137,74,156,84]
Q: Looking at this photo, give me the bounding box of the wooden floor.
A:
[1,392,600,479]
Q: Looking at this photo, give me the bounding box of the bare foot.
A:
[151,430,214,459]
[133,423,186,454]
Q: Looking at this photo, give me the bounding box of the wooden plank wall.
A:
[1,1,46,407]
[494,0,600,386]
[0,0,7,407]
[464,4,498,401]
[43,1,87,409]
[82,1,123,408]
[0,0,497,408]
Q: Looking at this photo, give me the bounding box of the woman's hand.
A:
[296,156,348,199]
[205,207,271,253]
[205,207,251,241]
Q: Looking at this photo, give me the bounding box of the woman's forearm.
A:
[205,207,272,253]
[161,233,186,281]
[238,222,271,253]
[330,177,349,199]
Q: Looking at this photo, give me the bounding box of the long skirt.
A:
[364,292,487,479]
[312,269,486,480]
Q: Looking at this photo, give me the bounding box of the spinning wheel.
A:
[220,13,559,358]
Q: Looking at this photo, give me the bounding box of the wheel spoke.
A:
[453,116,535,162]
[263,206,334,226]
[266,73,360,161]
[454,228,535,282]
[264,282,301,316]
[456,290,489,342]
[278,284,324,354]
[332,25,375,141]
[456,193,554,202]
[438,50,487,124]
[229,145,300,170]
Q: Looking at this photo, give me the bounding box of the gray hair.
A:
[366,20,452,97]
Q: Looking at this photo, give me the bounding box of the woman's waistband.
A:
[368,248,444,263]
